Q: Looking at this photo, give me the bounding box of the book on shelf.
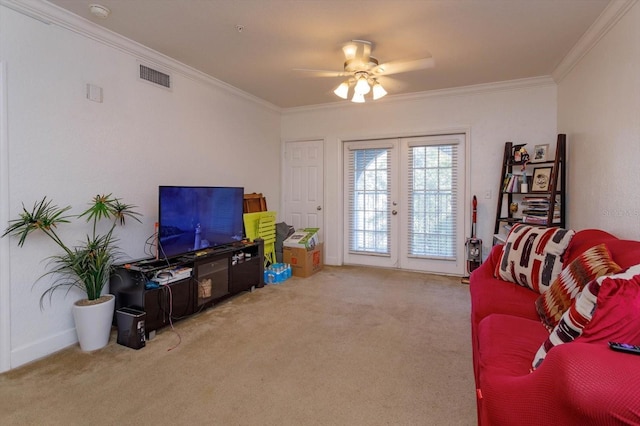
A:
[522,197,560,209]
[502,173,525,193]
[522,211,561,225]
[522,218,562,226]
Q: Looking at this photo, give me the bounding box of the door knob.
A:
[392,210,398,215]
[317,206,322,211]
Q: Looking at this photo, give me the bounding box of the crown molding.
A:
[282,76,556,115]
[552,0,638,82]
[0,0,282,113]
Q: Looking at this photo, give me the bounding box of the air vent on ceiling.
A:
[139,64,171,89]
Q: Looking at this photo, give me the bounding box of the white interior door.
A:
[283,140,324,239]
[343,134,466,275]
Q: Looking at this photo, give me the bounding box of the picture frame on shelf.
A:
[532,167,553,192]
[533,144,549,162]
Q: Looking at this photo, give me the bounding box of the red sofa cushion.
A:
[562,228,617,264]
[470,245,539,325]
[601,238,640,269]
[471,275,539,325]
[481,342,640,425]
[477,314,549,379]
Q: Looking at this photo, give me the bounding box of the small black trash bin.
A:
[116,307,146,349]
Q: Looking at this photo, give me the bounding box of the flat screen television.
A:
[158,186,244,258]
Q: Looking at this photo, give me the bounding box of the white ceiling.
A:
[46,0,611,109]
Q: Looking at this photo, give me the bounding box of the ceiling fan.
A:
[295,40,435,103]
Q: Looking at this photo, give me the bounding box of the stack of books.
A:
[521,197,560,225]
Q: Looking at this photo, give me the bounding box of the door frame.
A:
[340,128,471,275]
[1,61,11,372]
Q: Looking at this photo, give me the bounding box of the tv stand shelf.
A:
[111,240,264,335]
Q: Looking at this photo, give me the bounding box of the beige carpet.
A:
[0,266,476,425]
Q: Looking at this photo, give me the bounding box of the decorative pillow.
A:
[532,275,604,369]
[532,264,640,369]
[579,265,640,345]
[535,244,622,329]
[496,224,575,293]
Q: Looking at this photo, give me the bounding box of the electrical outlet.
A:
[484,190,492,199]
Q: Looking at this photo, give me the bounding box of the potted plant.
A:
[2,194,141,351]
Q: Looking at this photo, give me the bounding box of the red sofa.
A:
[470,228,640,425]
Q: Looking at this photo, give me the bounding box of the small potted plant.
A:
[2,194,141,351]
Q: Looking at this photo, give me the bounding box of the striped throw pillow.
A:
[496,224,575,293]
[532,264,640,369]
[535,244,621,329]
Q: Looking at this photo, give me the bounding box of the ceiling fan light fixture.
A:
[316,39,432,103]
[352,92,365,103]
[334,81,350,99]
[372,81,387,100]
[354,75,371,95]
[342,43,358,61]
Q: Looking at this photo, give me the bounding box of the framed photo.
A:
[533,144,549,162]
[532,167,553,192]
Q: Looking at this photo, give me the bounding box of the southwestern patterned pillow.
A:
[496,224,575,293]
[535,244,622,329]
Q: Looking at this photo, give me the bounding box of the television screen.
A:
[158,186,244,258]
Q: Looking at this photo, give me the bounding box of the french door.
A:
[343,134,466,275]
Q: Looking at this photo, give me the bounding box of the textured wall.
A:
[558,3,640,240]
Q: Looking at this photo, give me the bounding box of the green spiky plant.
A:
[2,194,141,307]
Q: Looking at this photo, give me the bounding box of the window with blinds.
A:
[347,147,391,255]
[408,143,457,259]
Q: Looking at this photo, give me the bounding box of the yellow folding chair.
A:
[243,211,277,267]
[258,215,276,266]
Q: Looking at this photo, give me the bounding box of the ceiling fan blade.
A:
[373,57,435,75]
[293,68,349,78]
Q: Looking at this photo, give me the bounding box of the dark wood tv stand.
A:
[110,239,264,336]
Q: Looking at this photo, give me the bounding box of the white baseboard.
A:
[11,327,78,369]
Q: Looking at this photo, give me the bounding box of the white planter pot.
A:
[72,294,115,351]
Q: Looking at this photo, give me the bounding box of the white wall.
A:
[558,2,640,239]
[0,5,281,370]
[281,81,558,266]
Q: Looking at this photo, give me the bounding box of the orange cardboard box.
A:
[283,243,323,278]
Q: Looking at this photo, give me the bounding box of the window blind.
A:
[347,147,391,255]
[407,143,458,259]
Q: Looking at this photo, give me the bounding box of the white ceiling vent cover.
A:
[139,64,171,89]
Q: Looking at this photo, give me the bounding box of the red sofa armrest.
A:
[470,244,503,281]
[481,342,640,425]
